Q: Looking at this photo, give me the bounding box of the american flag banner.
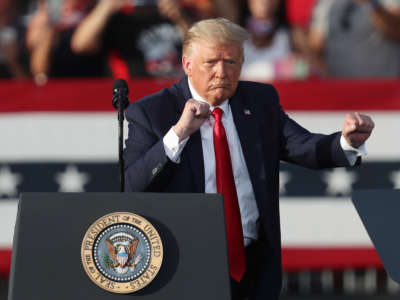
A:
[1,78,400,283]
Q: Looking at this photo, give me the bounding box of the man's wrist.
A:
[163,127,190,163]
[340,135,367,155]
[172,125,189,142]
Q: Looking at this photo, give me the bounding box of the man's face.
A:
[248,0,280,20]
[182,41,243,106]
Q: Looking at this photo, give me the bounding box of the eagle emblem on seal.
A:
[104,232,143,274]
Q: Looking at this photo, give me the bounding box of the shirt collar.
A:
[187,78,230,115]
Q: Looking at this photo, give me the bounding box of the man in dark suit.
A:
[124,18,374,300]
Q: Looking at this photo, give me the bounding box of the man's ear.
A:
[182,55,192,76]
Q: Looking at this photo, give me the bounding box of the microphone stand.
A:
[118,104,125,193]
[112,81,130,192]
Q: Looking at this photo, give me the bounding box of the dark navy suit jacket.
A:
[124,77,351,299]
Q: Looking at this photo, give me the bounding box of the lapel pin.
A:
[244,109,251,116]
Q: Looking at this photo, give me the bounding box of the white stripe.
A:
[289,112,398,161]
[0,198,372,248]
[0,113,127,162]
[0,200,18,248]
[280,197,373,247]
[0,111,397,161]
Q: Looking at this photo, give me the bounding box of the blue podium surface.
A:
[352,189,400,283]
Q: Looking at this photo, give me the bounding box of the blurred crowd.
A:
[1,0,399,84]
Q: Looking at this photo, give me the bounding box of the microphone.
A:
[112,79,130,111]
[112,79,130,193]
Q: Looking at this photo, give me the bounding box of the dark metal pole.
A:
[112,79,130,193]
[118,107,124,192]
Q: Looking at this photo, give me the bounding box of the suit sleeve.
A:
[124,102,177,192]
[275,95,352,169]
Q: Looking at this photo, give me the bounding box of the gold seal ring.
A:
[81,212,163,293]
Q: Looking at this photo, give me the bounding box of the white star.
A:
[55,165,90,192]
[279,171,291,195]
[389,169,400,189]
[0,165,22,197]
[323,168,357,196]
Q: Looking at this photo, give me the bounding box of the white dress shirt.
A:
[163,78,366,246]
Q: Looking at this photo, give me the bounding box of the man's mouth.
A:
[213,84,229,89]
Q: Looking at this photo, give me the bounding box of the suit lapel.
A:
[229,89,267,204]
[175,78,205,193]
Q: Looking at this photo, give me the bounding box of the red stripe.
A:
[0,247,383,277]
[0,78,399,112]
[282,247,383,271]
[0,249,11,277]
[0,78,177,113]
[275,79,400,111]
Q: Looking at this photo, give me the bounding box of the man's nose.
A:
[215,61,226,78]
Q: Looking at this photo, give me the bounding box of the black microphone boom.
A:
[112,79,130,192]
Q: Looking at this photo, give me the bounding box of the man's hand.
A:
[173,99,211,141]
[342,112,375,148]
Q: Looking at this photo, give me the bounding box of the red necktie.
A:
[212,107,246,282]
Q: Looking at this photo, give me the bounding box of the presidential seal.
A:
[81,212,163,293]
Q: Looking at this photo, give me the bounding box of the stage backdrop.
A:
[1,78,400,277]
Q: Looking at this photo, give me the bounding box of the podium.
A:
[8,193,231,300]
[352,190,400,284]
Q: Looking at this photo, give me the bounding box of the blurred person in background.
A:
[309,0,400,78]
[26,0,107,85]
[71,0,240,78]
[285,0,325,75]
[180,0,240,23]
[0,0,29,79]
[285,0,316,52]
[71,0,187,78]
[240,0,310,82]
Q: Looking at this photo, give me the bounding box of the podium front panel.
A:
[8,193,231,300]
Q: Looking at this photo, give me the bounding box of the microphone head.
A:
[112,79,130,110]
[113,78,128,91]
